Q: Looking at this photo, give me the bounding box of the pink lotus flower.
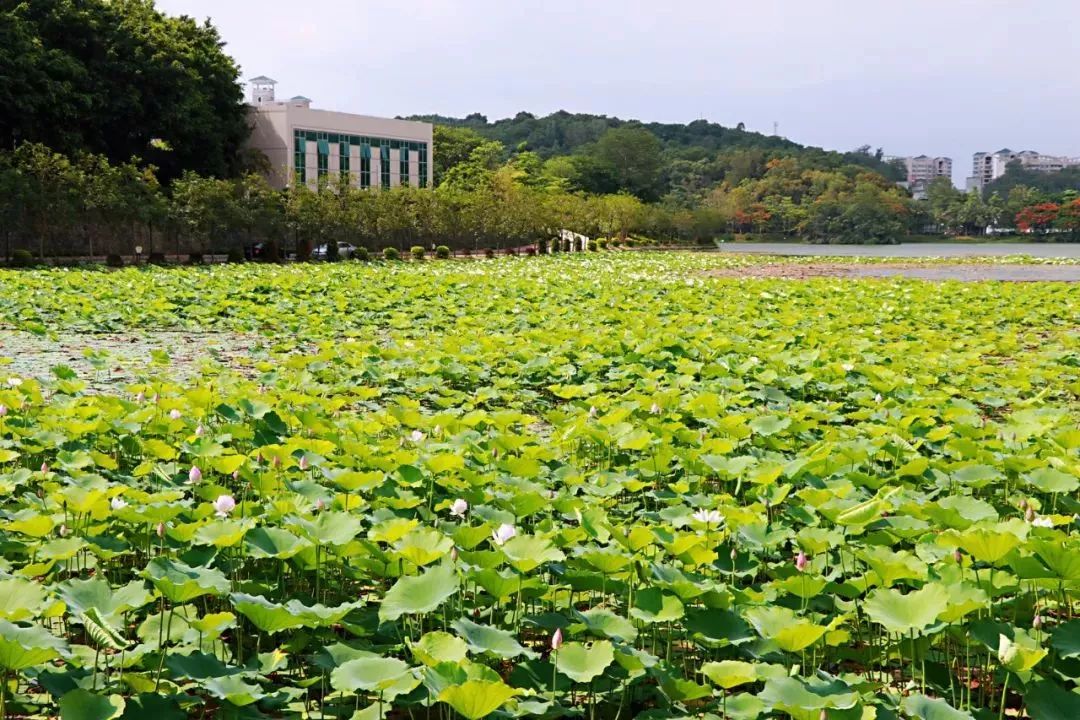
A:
[40,463,48,474]
[492,523,517,546]
[0,405,7,418]
[298,455,310,471]
[195,424,205,437]
[156,522,166,538]
[314,498,326,512]
[188,465,203,484]
[135,392,145,403]
[954,549,963,563]
[213,495,236,518]
[551,627,564,650]
[169,409,182,420]
[795,551,808,573]
[449,499,468,517]
[1034,614,1043,629]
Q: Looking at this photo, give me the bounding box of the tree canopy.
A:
[0,0,249,181]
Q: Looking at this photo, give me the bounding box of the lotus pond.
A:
[0,252,1077,720]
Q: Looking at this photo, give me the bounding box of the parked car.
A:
[312,242,357,260]
[244,242,280,261]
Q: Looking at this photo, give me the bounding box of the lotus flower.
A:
[1032,516,1053,528]
[298,455,310,471]
[213,494,236,518]
[188,465,203,484]
[315,498,326,512]
[492,523,517,546]
[135,391,145,403]
[551,627,564,651]
[0,405,7,417]
[692,509,722,525]
[409,430,424,443]
[169,409,182,420]
[59,524,68,537]
[795,551,808,572]
[588,406,597,418]
[1034,614,1044,629]
[649,402,661,414]
[195,424,205,437]
[7,377,22,387]
[1025,505,1035,522]
[156,522,166,538]
[110,497,128,511]
[40,463,48,474]
[450,499,468,517]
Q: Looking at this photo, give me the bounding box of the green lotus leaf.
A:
[864,583,949,635]
[452,617,536,659]
[0,577,50,621]
[143,558,230,603]
[58,689,125,720]
[0,619,69,670]
[1026,680,1080,720]
[900,693,973,720]
[701,660,758,689]
[331,656,416,697]
[392,526,454,566]
[499,534,564,573]
[410,631,468,666]
[629,587,684,624]
[1025,467,1079,494]
[555,640,614,684]
[744,606,827,652]
[956,527,1022,565]
[244,526,313,559]
[574,608,638,643]
[379,564,458,623]
[998,631,1047,672]
[57,578,154,619]
[230,593,355,634]
[1051,619,1080,659]
[757,676,859,716]
[201,675,266,706]
[438,679,518,719]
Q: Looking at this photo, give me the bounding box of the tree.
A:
[432,126,488,187]
[591,127,663,201]
[1016,202,1060,235]
[1056,198,1080,241]
[0,0,248,181]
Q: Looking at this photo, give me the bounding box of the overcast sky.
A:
[157,0,1080,185]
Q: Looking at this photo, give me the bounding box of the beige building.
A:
[967,149,1080,191]
[245,77,433,190]
[902,155,952,185]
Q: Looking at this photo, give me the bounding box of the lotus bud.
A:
[272,456,281,469]
[551,627,564,651]
[433,425,442,436]
[188,465,202,484]
[649,402,661,414]
[232,470,240,481]
[40,462,48,474]
[213,494,236,518]
[450,546,459,562]
[195,424,205,437]
[874,393,882,404]
[156,522,165,538]
[731,548,738,561]
[0,405,7,417]
[299,455,310,471]
[59,524,68,537]
[1019,498,1028,510]
[135,391,145,403]
[151,393,159,404]
[954,549,963,564]
[491,447,499,459]
[795,551,808,572]
[168,409,182,420]
[1026,505,1035,522]
[449,498,468,518]
[820,710,828,720]
[588,406,597,417]
[1034,614,1043,629]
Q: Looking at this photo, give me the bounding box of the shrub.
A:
[382,247,400,261]
[484,248,495,259]
[354,247,370,261]
[597,239,608,250]
[227,248,245,263]
[504,247,518,256]
[435,245,450,259]
[188,253,204,265]
[105,254,124,268]
[410,246,425,261]
[10,249,34,268]
[148,252,167,265]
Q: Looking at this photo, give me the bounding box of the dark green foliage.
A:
[0,0,249,181]
[105,253,123,267]
[148,253,167,265]
[382,247,400,261]
[435,245,450,259]
[187,253,204,265]
[227,248,244,263]
[410,245,425,260]
[10,249,33,267]
[354,246,370,261]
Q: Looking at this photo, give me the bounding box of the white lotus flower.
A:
[110,497,128,511]
[6,378,22,388]
[649,402,661,414]
[492,523,517,546]
[0,405,7,418]
[169,409,182,420]
[409,430,424,443]
[213,495,236,518]
[450,499,468,517]
[1031,516,1054,528]
[298,455,310,471]
[692,509,722,525]
[195,424,205,437]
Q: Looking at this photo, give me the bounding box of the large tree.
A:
[0,0,249,181]
[590,127,663,201]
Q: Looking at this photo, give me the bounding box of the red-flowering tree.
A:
[1015,202,1060,234]
[1055,198,1080,240]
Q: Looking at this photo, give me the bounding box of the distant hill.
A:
[405,110,904,180]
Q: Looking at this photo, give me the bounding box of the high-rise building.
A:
[902,155,953,185]
[245,77,433,190]
[966,149,1080,192]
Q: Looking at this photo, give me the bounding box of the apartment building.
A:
[967,149,1080,191]
[902,155,953,184]
[245,77,433,190]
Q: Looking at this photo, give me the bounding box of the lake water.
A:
[715,242,1080,258]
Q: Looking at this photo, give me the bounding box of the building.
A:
[902,155,953,185]
[967,149,1080,192]
[245,77,433,190]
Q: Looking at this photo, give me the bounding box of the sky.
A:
[157,0,1080,186]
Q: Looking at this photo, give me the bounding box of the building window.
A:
[339,141,349,176]
[317,139,329,178]
[380,144,391,189]
[360,143,371,189]
[399,146,409,187]
[294,132,306,184]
